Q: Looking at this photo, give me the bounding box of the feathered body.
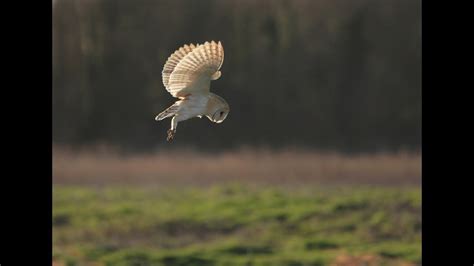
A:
[155,41,229,141]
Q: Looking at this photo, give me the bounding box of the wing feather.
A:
[162,43,197,89]
[166,41,224,98]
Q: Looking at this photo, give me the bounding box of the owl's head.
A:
[210,106,229,123]
[207,93,230,124]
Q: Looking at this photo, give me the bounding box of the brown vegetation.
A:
[53,146,420,186]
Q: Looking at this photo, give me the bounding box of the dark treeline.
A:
[53,0,421,153]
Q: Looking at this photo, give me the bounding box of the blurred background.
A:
[53,0,421,265]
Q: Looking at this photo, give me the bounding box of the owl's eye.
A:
[220,111,224,116]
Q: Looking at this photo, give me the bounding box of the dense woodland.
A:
[53,0,421,153]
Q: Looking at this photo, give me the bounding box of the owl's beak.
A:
[211,112,218,122]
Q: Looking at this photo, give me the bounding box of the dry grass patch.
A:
[53,147,420,186]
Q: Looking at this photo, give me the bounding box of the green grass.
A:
[53,184,420,266]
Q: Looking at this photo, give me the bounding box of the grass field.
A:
[53,149,421,266]
[53,185,420,266]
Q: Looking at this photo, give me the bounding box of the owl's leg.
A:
[167,116,178,141]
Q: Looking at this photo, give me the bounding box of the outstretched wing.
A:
[162,43,198,89]
[166,41,224,98]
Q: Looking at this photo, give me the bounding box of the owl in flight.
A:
[155,41,229,141]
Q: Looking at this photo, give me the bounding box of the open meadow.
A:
[53,149,421,266]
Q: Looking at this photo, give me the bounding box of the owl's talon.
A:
[167,129,176,142]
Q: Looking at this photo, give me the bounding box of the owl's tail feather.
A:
[155,104,179,121]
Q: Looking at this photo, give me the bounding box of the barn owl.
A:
[155,41,229,141]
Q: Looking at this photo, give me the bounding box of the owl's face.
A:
[210,106,229,123]
[206,93,230,123]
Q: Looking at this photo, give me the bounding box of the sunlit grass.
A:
[53,185,420,266]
